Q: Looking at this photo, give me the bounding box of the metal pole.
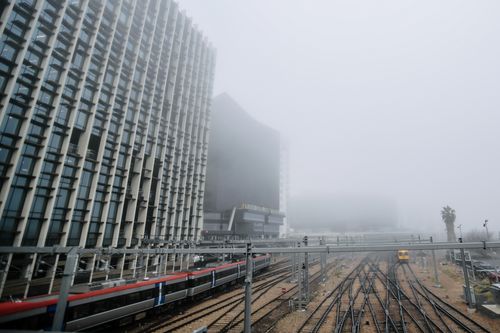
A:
[119,253,126,279]
[144,253,149,278]
[179,244,184,271]
[294,241,299,282]
[470,261,476,281]
[320,237,326,283]
[52,247,78,331]
[244,242,253,333]
[48,254,59,294]
[0,253,12,298]
[137,254,144,278]
[171,245,177,272]
[484,219,489,241]
[296,241,302,310]
[459,238,473,308]
[303,236,309,302]
[295,242,299,282]
[323,251,327,281]
[186,244,191,270]
[132,254,138,278]
[23,253,37,298]
[104,256,110,281]
[430,237,441,287]
[163,253,168,275]
[158,253,164,276]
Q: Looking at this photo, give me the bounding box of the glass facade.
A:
[0,0,215,249]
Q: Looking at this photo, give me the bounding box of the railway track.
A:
[145,256,339,333]
[133,255,491,333]
[165,269,292,332]
[134,257,307,332]
[402,264,490,333]
[295,256,491,333]
[236,258,342,333]
[122,258,289,333]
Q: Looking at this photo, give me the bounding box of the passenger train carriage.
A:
[0,254,271,331]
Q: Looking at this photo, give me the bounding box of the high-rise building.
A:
[0,0,215,295]
[203,93,285,239]
[279,139,289,237]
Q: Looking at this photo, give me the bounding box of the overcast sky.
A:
[178,0,500,234]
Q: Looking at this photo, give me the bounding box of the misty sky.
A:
[178,0,500,234]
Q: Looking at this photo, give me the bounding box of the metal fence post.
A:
[52,247,78,331]
[244,242,253,333]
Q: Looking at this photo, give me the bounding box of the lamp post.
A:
[457,224,463,240]
[483,219,489,241]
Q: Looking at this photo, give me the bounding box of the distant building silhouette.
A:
[203,94,285,239]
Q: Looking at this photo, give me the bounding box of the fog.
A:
[179,0,500,235]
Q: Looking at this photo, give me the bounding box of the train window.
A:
[93,299,110,314]
[216,267,237,279]
[141,289,155,300]
[2,313,52,330]
[67,288,157,322]
[127,291,142,304]
[164,281,187,294]
[192,274,211,285]
[69,303,91,320]
[71,295,128,320]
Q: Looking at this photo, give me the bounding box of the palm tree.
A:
[441,206,457,241]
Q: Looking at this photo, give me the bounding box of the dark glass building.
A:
[203,93,284,239]
[0,0,215,297]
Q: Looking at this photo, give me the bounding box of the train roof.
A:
[183,254,269,276]
[191,260,242,276]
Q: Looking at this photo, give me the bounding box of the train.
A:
[0,254,271,331]
[397,249,409,263]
